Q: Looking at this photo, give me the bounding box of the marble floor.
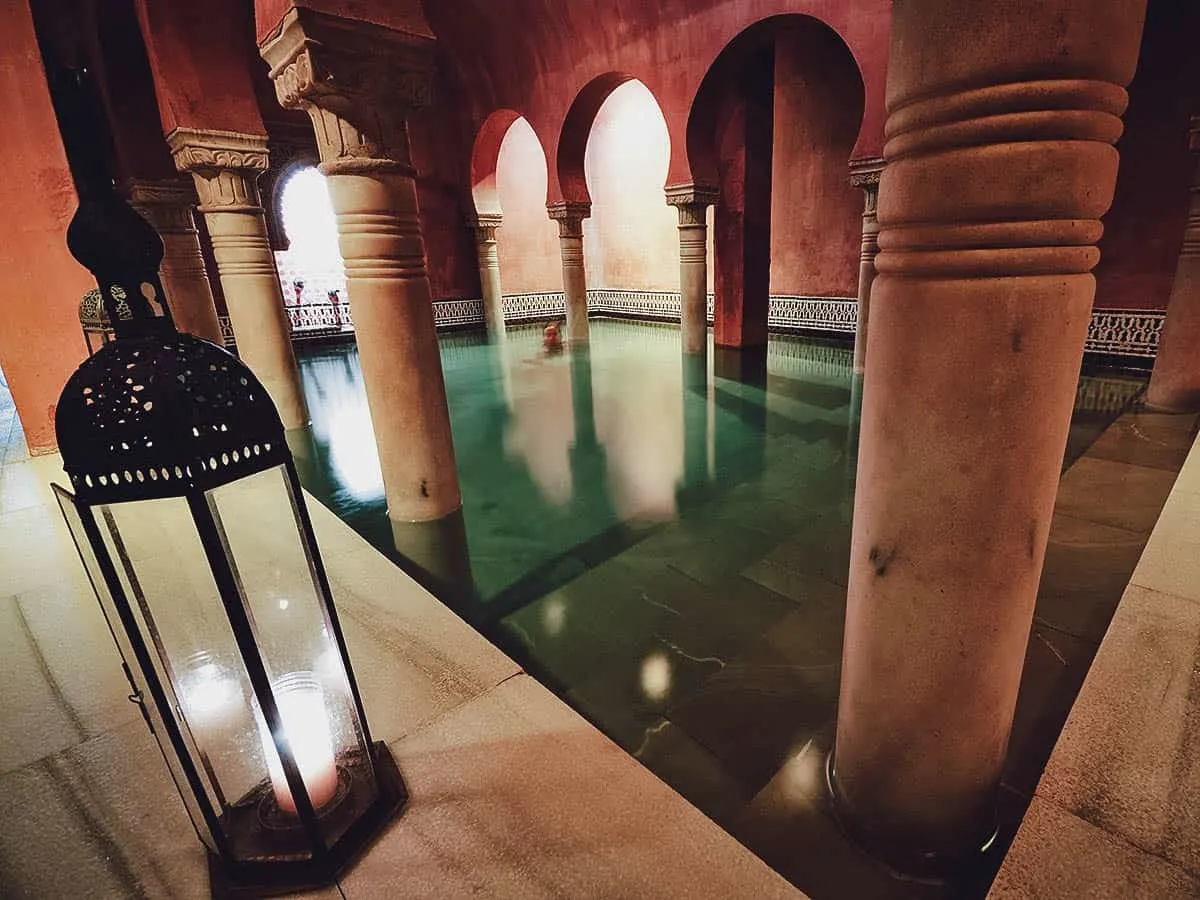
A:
[0,452,798,899]
[288,322,1180,899]
[993,429,1200,897]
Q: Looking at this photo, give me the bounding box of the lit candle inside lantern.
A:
[257,672,339,816]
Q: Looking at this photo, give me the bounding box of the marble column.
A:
[261,9,461,523]
[831,0,1147,870]
[548,201,591,345]
[126,179,223,345]
[848,160,882,375]
[1146,117,1200,412]
[666,185,718,356]
[168,128,308,429]
[469,213,506,339]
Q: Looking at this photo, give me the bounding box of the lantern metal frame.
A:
[79,287,115,356]
[54,190,406,896]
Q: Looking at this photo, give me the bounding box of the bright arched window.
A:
[274,166,347,306]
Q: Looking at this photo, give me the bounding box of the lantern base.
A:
[207,741,407,898]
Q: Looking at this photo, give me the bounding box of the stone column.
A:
[261,8,461,523]
[848,160,882,375]
[469,212,506,338]
[168,128,308,429]
[126,179,224,345]
[1147,117,1200,412]
[831,0,1147,870]
[548,201,591,345]
[666,185,718,355]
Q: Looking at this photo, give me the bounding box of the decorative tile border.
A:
[1084,309,1164,359]
[502,292,567,324]
[219,293,1165,362]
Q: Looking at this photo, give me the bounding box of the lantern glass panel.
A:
[95,497,269,838]
[205,464,378,839]
[53,486,220,852]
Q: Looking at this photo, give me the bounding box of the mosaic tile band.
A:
[217,292,1165,360]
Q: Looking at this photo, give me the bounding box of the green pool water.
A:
[293,319,1145,893]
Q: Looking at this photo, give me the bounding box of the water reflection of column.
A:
[548,202,591,345]
[681,352,711,495]
[849,159,883,376]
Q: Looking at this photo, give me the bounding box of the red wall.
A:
[769,27,864,297]
[0,0,93,454]
[1093,0,1199,310]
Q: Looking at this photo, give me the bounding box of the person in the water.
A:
[543,320,564,355]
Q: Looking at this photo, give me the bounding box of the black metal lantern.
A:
[52,191,405,895]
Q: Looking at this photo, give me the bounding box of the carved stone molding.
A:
[548,201,591,239]
[167,128,269,212]
[665,184,720,208]
[124,178,200,233]
[260,7,435,172]
[467,212,503,243]
[848,157,884,188]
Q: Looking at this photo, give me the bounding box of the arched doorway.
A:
[688,16,866,361]
[273,165,349,334]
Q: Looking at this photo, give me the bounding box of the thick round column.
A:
[169,129,308,430]
[549,202,590,345]
[470,213,506,339]
[848,161,882,375]
[667,185,717,356]
[127,179,223,345]
[323,165,461,521]
[831,0,1147,869]
[1147,118,1200,412]
[261,11,461,524]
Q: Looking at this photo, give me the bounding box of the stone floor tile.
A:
[340,674,801,900]
[1052,457,1179,535]
[1033,512,1145,642]
[0,719,340,900]
[1036,584,1200,878]
[324,545,520,747]
[1084,411,1200,473]
[1129,489,1200,603]
[989,797,1200,899]
[0,586,139,776]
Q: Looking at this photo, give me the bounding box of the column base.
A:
[389,508,474,602]
[1142,392,1200,415]
[824,752,1000,881]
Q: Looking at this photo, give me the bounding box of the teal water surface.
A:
[293,319,1146,895]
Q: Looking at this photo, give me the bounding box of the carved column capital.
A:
[666,184,719,227]
[260,7,435,174]
[548,201,591,238]
[167,128,269,211]
[848,157,884,190]
[124,178,200,233]
[467,212,503,242]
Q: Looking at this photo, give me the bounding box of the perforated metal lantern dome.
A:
[53,192,405,896]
